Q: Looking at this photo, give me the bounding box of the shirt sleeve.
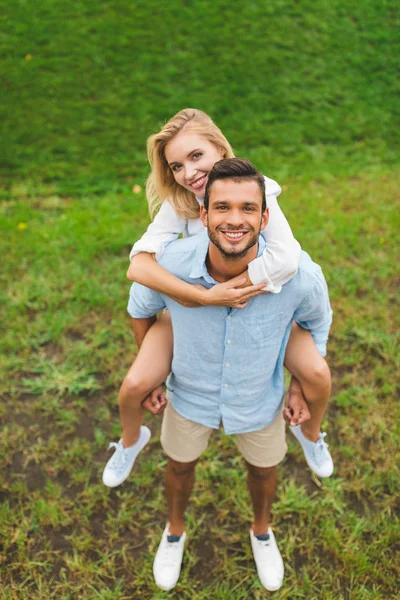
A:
[248,177,301,293]
[129,200,187,261]
[292,266,333,357]
[127,282,166,319]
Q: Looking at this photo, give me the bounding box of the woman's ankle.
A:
[300,424,320,442]
[122,429,141,448]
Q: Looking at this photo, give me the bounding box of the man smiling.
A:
[128,158,332,591]
[202,173,268,262]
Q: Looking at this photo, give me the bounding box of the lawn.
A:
[1,1,399,598]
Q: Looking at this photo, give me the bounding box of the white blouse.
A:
[129,176,301,293]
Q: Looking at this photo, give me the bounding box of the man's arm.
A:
[131,316,157,347]
[283,376,311,426]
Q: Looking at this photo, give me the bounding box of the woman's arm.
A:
[127,252,265,308]
[248,178,301,293]
[129,200,187,261]
[128,198,265,307]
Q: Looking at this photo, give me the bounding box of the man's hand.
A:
[283,385,311,427]
[142,385,168,415]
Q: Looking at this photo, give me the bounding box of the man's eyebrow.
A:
[211,200,259,205]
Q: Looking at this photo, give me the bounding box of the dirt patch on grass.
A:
[40,342,65,362]
[65,313,101,342]
[73,410,95,441]
[11,453,46,492]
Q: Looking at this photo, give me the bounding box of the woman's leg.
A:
[284,322,331,442]
[119,312,173,447]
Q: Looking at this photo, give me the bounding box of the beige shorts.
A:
[160,402,287,468]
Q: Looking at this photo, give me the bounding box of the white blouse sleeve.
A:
[248,176,301,293]
[129,200,187,261]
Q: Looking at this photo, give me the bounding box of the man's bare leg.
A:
[153,458,197,591]
[165,458,197,536]
[246,461,284,591]
[246,462,277,535]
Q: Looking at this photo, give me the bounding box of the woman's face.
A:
[165,131,225,197]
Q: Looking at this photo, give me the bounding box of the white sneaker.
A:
[290,425,334,478]
[102,426,151,487]
[250,528,284,591]
[153,525,186,591]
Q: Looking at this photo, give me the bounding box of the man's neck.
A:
[206,242,259,283]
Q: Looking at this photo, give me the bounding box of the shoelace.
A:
[254,537,281,567]
[108,442,128,472]
[315,433,329,464]
[160,540,182,565]
[257,539,271,548]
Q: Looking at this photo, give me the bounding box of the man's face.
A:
[200,179,269,259]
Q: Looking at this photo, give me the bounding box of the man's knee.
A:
[166,459,197,494]
[246,462,276,481]
[168,458,198,478]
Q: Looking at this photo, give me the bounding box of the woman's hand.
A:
[200,272,266,309]
[167,279,265,308]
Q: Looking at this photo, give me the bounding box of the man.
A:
[128,158,332,591]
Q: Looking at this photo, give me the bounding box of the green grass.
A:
[1,171,399,599]
[1,0,400,598]
[2,0,399,195]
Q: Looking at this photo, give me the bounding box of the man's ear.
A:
[261,207,269,230]
[200,204,208,227]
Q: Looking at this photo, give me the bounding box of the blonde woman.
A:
[102,109,333,487]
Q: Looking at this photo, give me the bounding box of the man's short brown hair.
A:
[203,158,266,212]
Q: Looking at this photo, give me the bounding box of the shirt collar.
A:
[189,232,214,282]
[189,232,266,283]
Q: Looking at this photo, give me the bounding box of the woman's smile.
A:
[189,174,208,190]
[165,131,225,196]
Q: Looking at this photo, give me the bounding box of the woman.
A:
[102,109,333,488]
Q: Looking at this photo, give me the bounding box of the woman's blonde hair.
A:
[146,108,235,220]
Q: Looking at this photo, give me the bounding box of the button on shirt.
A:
[128,232,332,435]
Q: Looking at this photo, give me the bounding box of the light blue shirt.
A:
[128,232,332,435]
